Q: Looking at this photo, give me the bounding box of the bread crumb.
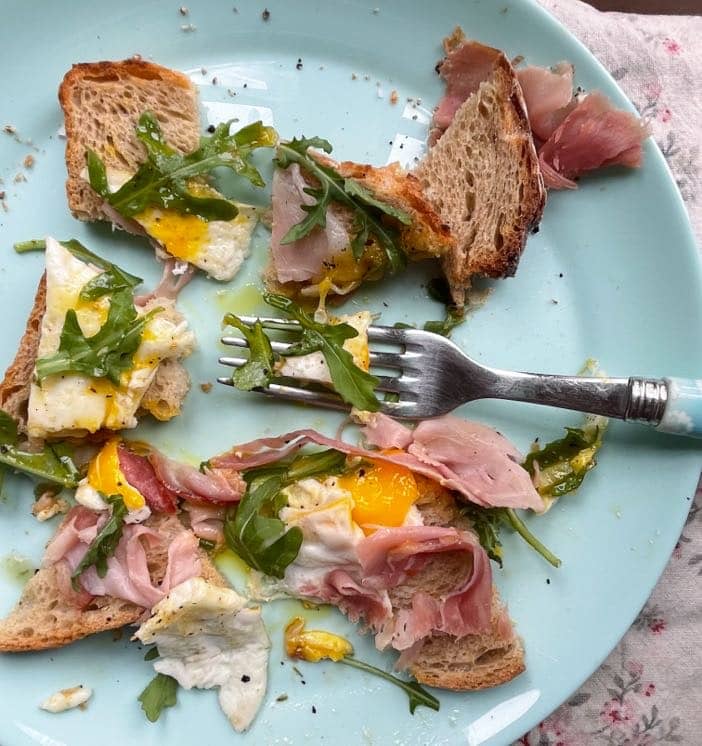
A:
[200,382,213,393]
[179,5,189,15]
[33,492,69,522]
[227,88,237,97]
[3,124,16,135]
[389,89,398,105]
[372,7,379,13]
[181,23,196,31]
[262,8,270,21]
[23,154,35,169]
[13,173,26,183]
[351,73,357,80]
[200,66,207,75]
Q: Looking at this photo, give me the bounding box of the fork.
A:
[218,318,702,437]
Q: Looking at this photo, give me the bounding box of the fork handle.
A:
[485,372,702,437]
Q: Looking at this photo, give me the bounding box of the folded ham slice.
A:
[212,415,543,512]
[148,450,246,505]
[537,91,648,189]
[46,506,201,609]
[118,445,179,513]
[270,164,350,284]
[516,63,575,141]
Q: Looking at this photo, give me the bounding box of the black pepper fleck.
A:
[546,578,551,585]
[241,674,251,683]
[207,124,216,133]
[296,58,303,70]
[558,272,564,278]
[262,8,270,20]
[312,705,317,714]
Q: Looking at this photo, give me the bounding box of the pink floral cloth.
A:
[517,2,702,744]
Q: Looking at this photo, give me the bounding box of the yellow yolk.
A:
[87,438,146,510]
[136,209,209,263]
[284,616,353,662]
[337,458,419,534]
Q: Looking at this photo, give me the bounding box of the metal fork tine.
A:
[221,336,293,354]
[234,316,301,330]
[366,325,407,343]
[217,377,349,411]
[368,350,404,368]
[219,356,248,368]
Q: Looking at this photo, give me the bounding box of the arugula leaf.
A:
[223,314,277,390]
[143,646,160,662]
[13,238,143,288]
[35,281,159,386]
[88,113,276,222]
[524,417,607,506]
[275,137,408,272]
[225,448,347,577]
[71,494,128,587]
[0,410,80,487]
[460,504,504,567]
[424,277,465,338]
[338,658,439,714]
[423,307,465,338]
[138,673,178,723]
[0,410,18,443]
[462,505,561,568]
[224,474,303,578]
[264,293,380,411]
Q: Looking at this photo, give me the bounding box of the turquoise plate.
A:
[1,1,700,744]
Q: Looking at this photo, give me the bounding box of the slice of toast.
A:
[0,272,190,436]
[0,512,226,652]
[58,60,200,221]
[392,478,524,690]
[314,155,455,262]
[416,36,545,305]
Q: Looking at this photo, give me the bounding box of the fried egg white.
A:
[248,465,423,600]
[26,237,195,439]
[275,310,372,384]
[103,168,257,282]
[134,577,270,733]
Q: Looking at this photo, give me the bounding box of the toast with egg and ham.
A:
[59,60,261,281]
[394,481,524,690]
[416,27,545,306]
[268,153,455,299]
[0,237,194,440]
[0,511,226,652]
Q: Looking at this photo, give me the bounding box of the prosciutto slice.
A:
[516,63,575,141]
[135,258,196,306]
[182,502,227,544]
[270,164,349,284]
[537,92,648,188]
[148,451,246,505]
[211,415,543,511]
[118,445,179,513]
[47,506,201,609]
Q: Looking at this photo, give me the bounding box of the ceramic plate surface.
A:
[1,1,700,744]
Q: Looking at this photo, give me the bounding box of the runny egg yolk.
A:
[337,458,419,534]
[87,438,145,510]
[136,209,209,264]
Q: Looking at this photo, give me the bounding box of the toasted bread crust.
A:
[59,59,199,221]
[0,512,226,652]
[0,275,45,432]
[330,159,455,259]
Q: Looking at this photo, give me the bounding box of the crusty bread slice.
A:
[0,512,225,652]
[0,275,46,432]
[391,478,525,690]
[416,39,545,305]
[0,274,190,436]
[59,59,200,221]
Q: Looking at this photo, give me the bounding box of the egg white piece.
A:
[134,577,270,733]
[248,476,424,602]
[27,238,195,439]
[39,685,92,713]
[275,311,372,384]
[98,167,258,282]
